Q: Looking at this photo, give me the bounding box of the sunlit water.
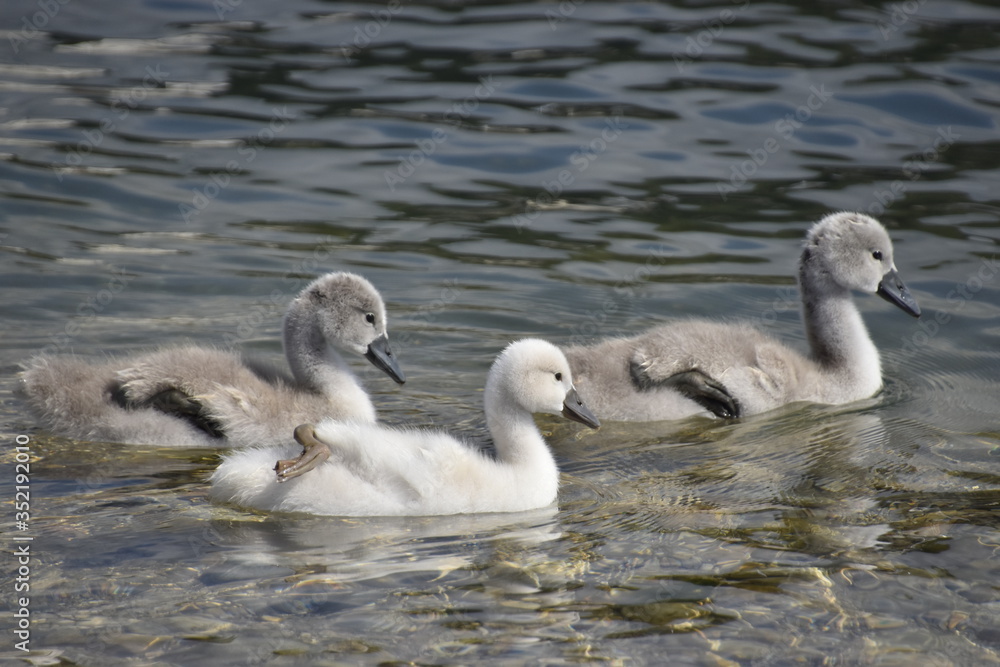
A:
[1,1,999,664]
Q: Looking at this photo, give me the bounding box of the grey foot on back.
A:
[111,385,226,438]
[630,365,740,419]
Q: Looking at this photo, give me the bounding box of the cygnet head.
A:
[486,339,600,428]
[802,212,921,317]
[286,272,406,384]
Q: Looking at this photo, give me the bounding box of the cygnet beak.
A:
[562,387,600,429]
[365,334,406,384]
[876,267,921,318]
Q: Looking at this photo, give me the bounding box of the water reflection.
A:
[201,508,562,587]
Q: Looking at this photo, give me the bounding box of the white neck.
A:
[484,380,559,473]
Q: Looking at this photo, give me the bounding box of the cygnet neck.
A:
[484,373,555,469]
[798,249,882,385]
[283,301,371,414]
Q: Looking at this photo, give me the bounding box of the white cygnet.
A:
[209,339,600,516]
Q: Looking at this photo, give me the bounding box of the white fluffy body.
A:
[211,339,592,516]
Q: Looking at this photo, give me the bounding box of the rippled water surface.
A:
[2,1,999,664]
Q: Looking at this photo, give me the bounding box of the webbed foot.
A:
[630,364,740,419]
[111,385,226,438]
[275,423,331,482]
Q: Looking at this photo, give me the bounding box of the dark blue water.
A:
[1,1,999,664]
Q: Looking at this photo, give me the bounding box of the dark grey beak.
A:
[562,387,600,429]
[364,334,406,384]
[876,267,921,318]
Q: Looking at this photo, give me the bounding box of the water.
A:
[1,0,999,664]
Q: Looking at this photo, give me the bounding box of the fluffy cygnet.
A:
[564,212,921,421]
[210,339,600,516]
[20,272,404,446]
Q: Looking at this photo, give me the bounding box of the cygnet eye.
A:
[872,250,883,261]
[365,312,376,325]
[554,372,563,382]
